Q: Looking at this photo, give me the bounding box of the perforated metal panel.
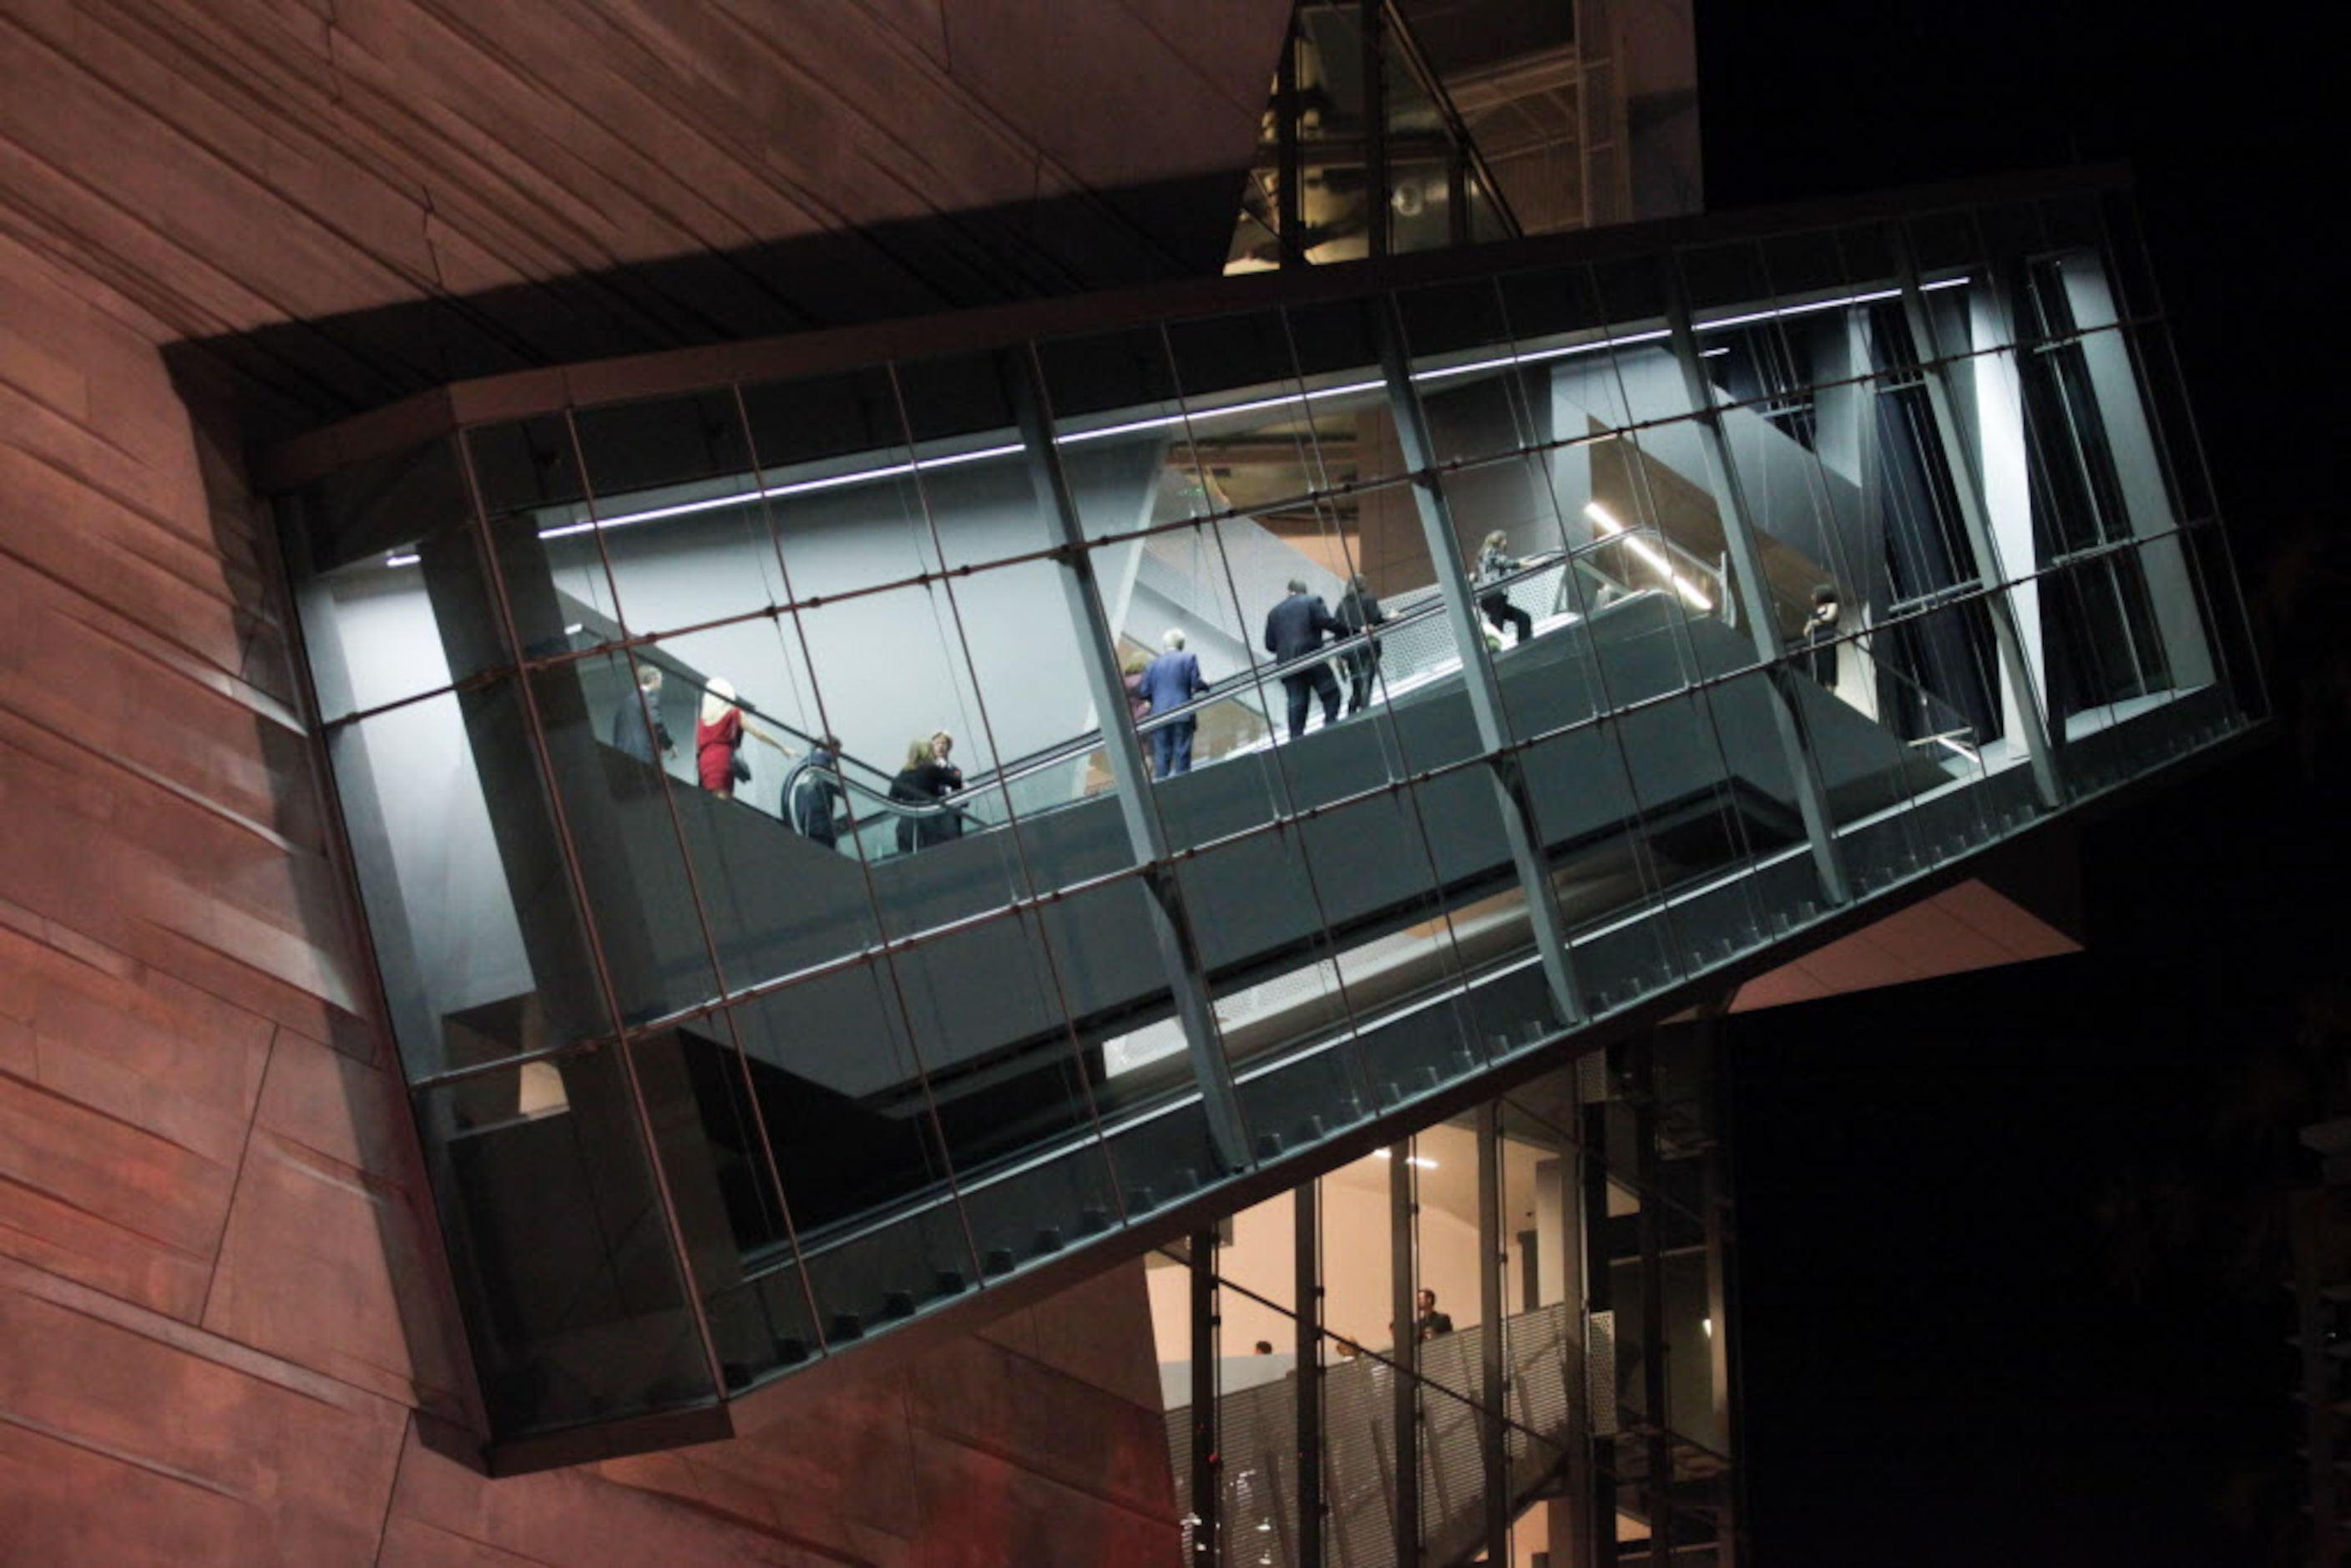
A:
[1586,1308,1619,1437]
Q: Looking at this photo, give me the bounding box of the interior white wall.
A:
[2056,255,2216,690]
[1969,283,2048,732]
[322,579,533,1027]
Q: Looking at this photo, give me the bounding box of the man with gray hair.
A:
[1262,578,1344,740]
[609,662,675,767]
[1135,626,1211,776]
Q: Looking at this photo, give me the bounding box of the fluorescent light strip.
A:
[1057,378,1386,446]
[1370,1149,1440,1170]
[1584,501,1713,611]
[1405,328,1670,387]
[381,277,1970,568]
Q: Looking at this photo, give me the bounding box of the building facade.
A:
[0,3,2251,1565]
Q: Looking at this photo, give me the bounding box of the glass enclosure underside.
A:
[276,187,2256,1441]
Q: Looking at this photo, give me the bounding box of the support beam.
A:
[1662,280,1853,908]
[1296,1181,1325,1567]
[1392,1140,1420,1565]
[1478,1102,1509,1562]
[1013,347,1253,1176]
[1190,1230,1222,1566]
[1376,303,1587,1033]
[1892,242,2064,809]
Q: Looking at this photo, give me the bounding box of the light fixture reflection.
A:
[1583,502,1713,611]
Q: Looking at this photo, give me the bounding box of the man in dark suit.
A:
[1136,628,1211,776]
[609,664,675,767]
[1263,578,1344,741]
[1335,574,1386,715]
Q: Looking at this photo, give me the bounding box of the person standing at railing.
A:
[1335,574,1387,715]
[1474,530,1534,647]
[1264,578,1345,741]
[1137,628,1211,776]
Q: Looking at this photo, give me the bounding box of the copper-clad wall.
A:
[0,0,1284,1557]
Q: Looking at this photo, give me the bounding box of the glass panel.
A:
[415,1049,715,1438]
[740,366,934,599]
[465,417,623,676]
[1319,1156,1396,1363]
[789,581,996,891]
[1408,1121,1479,1338]
[281,438,479,722]
[329,685,612,1080]
[897,350,1049,573]
[936,556,1108,852]
[1399,276,1551,468]
[1037,326,1217,541]
[1906,205,1985,279]
[569,389,785,640]
[1292,0,1376,266]
[523,655,720,1025]
[725,960,950,1241]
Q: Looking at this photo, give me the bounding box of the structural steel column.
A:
[1662,278,1853,908]
[1579,1063,1620,1568]
[1700,1017,1744,1566]
[1891,240,2064,809]
[1190,1230,1222,1566]
[1012,348,1252,1175]
[1392,1141,1421,1565]
[1296,1181,1325,1567]
[1376,305,1587,1033]
[1362,0,1388,261]
[1276,13,1304,266]
[1630,1038,1676,1559]
[1477,1103,1509,1562]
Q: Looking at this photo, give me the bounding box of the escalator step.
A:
[1033,1226,1064,1254]
[983,1247,1017,1277]
[882,1290,917,1319]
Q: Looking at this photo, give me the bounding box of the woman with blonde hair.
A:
[695,677,795,801]
[887,734,961,854]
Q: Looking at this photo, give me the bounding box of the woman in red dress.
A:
[697,679,743,796]
[696,677,794,800]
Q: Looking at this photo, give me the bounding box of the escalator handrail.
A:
[779,755,978,832]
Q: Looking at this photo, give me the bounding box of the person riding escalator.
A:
[887,731,964,853]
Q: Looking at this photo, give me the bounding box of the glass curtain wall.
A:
[1231,0,1518,272]
[270,181,2256,1446]
[1154,1052,1735,1565]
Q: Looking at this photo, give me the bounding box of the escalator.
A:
[529,579,1956,1348]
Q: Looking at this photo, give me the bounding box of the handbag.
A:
[731,750,751,785]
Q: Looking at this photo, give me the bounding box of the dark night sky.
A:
[1694,4,2345,1561]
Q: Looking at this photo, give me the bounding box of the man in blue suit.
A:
[1137,628,1211,776]
[1263,578,1344,741]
